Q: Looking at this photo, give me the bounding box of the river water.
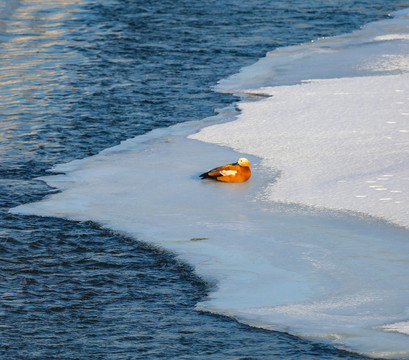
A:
[1,1,408,358]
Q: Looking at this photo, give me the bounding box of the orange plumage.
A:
[200,158,251,183]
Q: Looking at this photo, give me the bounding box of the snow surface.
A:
[191,74,409,228]
[11,7,409,359]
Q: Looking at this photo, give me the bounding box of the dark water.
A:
[1,0,408,358]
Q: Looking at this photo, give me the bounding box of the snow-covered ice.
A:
[191,74,409,228]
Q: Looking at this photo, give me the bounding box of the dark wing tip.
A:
[200,170,221,180]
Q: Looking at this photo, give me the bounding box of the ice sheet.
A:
[11,7,409,359]
[216,8,409,91]
[12,115,409,358]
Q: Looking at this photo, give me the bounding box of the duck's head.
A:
[237,158,250,168]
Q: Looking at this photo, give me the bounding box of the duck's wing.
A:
[200,163,238,180]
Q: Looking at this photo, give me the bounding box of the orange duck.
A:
[200,158,251,183]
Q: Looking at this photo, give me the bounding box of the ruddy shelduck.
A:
[200,158,251,183]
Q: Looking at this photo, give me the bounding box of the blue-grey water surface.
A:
[1,0,408,359]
